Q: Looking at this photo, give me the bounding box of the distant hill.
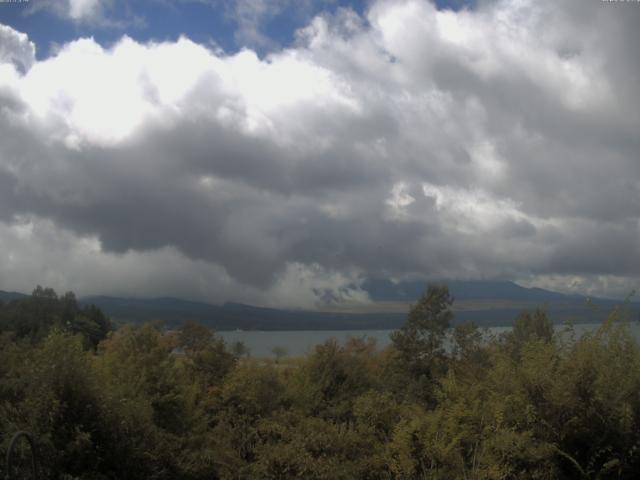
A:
[0,290,29,302]
[362,278,581,302]
[80,296,406,331]
[3,281,636,331]
[359,278,637,328]
[82,280,637,330]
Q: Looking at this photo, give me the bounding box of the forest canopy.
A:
[1,285,639,479]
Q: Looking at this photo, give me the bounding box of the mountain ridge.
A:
[1,281,635,330]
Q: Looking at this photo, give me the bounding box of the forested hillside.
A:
[1,286,640,479]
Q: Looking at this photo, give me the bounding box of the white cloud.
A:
[10,33,356,147]
[232,0,281,48]
[0,24,35,73]
[229,0,326,50]
[68,0,102,21]
[31,0,124,26]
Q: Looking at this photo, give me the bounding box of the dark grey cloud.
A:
[0,0,639,304]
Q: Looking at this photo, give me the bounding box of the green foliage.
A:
[178,321,237,387]
[272,346,288,363]
[290,337,378,421]
[505,309,554,357]
[0,287,111,348]
[2,284,640,479]
[391,284,453,370]
[231,340,250,358]
[388,284,453,404]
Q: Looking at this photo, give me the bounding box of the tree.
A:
[179,320,213,353]
[504,308,554,359]
[32,285,57,300]
[391,284,453,375]
[178,321,236,387]
[0,287,111,347]
[231,340,250,358]
[452,321,483,360]
[290,338,375,421]
[271,346,287,364]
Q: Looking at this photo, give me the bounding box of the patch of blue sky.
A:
[0,0,476,61]
[434,0,477,11]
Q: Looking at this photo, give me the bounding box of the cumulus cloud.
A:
[0,0,639,304]
[34,0,105,23]
[231,0,284,48]
[0,25,35,73]
[68,0,102,21]
[228,0,330,49]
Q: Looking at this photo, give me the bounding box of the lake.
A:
[218,322,640,358]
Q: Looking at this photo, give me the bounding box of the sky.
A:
[0,0,639,308]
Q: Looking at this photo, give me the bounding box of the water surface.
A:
[219,322,640,358]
